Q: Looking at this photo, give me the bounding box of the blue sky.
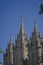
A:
[0,0,43,64]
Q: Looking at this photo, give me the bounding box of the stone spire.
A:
[34,20,38,34]
[19,16,26,35]
[9,33,13,44]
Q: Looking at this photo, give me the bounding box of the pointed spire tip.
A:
[10,32,13,44]
[34,19,38,33]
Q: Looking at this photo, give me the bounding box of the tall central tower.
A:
[15,17,28,65]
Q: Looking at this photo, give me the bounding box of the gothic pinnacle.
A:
[10,33,13,44]
[34,20,38,34]
[19,16,26,34]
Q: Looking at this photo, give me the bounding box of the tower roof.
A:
[19,16,26,35]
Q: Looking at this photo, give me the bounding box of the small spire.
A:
[21,16,24,29]
[21,16,23,23]
[34,20,38,33]
[10,33,13,44]
[19,16,26,34]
